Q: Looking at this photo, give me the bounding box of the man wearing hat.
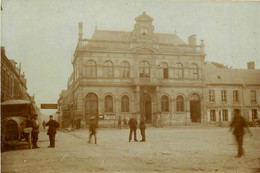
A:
[31,114,40,149]
[46,115,60,148]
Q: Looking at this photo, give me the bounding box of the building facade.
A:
[1,46,31,102]
[59,12,260,126]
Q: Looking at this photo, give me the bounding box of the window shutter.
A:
[228,109,231,121]
[249,110,252,121]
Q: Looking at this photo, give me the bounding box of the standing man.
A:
[89,116,98,144]
[230,109,252,157]
[46,115,60,148]
[32,114,40,149]
[118,115,122,129]
[123,116,128,129]
[139,114,146,142]
[128,114,138,142]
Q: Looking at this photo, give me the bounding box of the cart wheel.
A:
[28,132,32,149]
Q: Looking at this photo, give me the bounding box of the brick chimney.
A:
[247,61,255,69]
[188,34,196,45]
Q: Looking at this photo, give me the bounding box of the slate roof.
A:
[90,29,187,45]
[204,62,260,85]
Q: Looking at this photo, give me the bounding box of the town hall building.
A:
[58,12,260,127]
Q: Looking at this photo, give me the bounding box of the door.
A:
[190,94,201,122]
[85,93,98,122]
[140,94,152,123]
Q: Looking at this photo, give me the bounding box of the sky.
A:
[1,0,260,108]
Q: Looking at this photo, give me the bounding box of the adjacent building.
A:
[58,12,260,127]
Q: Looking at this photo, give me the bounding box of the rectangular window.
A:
[210,110,216,121]
[221,90,227,102]
[222,109,228,121]
[209,90,215,102]
[252,109,258,120]
[233,90,239,103]
[250,90,256,104]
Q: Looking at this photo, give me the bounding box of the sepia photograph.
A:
[1,0,260,172]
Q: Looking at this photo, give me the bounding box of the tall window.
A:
[250,90,256,104]
[105,95,113,112]
[209,90,215,102]
[121,95,129,112]
[174,63,183,79]
[221,90,227,102]
[190,63,198,79]
[120,61,130,78]
[159,63,168,79]
[161,95,169,112]
[252,109,258,120]
[103,61,113,78]
[222,109,228,121]
[139,61,150,78]
[85,60,97,78]
[176,95,184,112]
[233,90,239,102]
[210,110,216,121]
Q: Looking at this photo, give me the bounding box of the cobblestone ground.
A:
[1,127,260,173]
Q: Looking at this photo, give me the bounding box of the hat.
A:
[49,115,53,118]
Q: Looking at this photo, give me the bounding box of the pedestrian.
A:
[42,120,46,129]
[123,116,128,129]
[31,114,40,149]
[89,116,98,144]
[139,114,146,142]
[118,115,122,129]
[230,109,253,158]
[128,114,138,142]
[46,115,60,148]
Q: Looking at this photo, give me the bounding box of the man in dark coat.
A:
[89,116,98,144]
[46,115,60,148]
[31,114,40,149]
[128,114,138,142]
[139,114,146,142]
[230,110,252,157]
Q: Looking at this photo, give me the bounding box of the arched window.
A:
[121,95,129,112]
[161,95,169,112]
[105,95,113,112]
[190,63,198,79]
[176,95,184,112]
[103,61,113,78]
[85,60,97,78]
[120,61,130,78]
[159,62,168,79]
[174,63,183,79]
[139,61,150,78]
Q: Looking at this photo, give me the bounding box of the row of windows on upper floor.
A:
[76,60,199,79]
[209,90,257,104]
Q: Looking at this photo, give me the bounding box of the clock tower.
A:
[131,12,157,42]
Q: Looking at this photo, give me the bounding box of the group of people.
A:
[117,116,129,129]
[27,115,60,149]
[128,114,146,142]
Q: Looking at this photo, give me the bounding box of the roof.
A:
[204,62,260,85]
[135,11,153,22]
[90,30,186,45]
[1,99,31,105]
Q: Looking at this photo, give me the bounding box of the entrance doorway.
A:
[85,93,98,122]
[140,94,152,123]
[190,94,201,122]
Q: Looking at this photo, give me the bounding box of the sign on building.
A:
[41,104,58,109]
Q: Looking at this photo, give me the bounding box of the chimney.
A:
[188,34,196,45]
[20,72,27,87]
[78,22,83,41]
[247,61,255,69]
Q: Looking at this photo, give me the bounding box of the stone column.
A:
[135,86,140,113]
